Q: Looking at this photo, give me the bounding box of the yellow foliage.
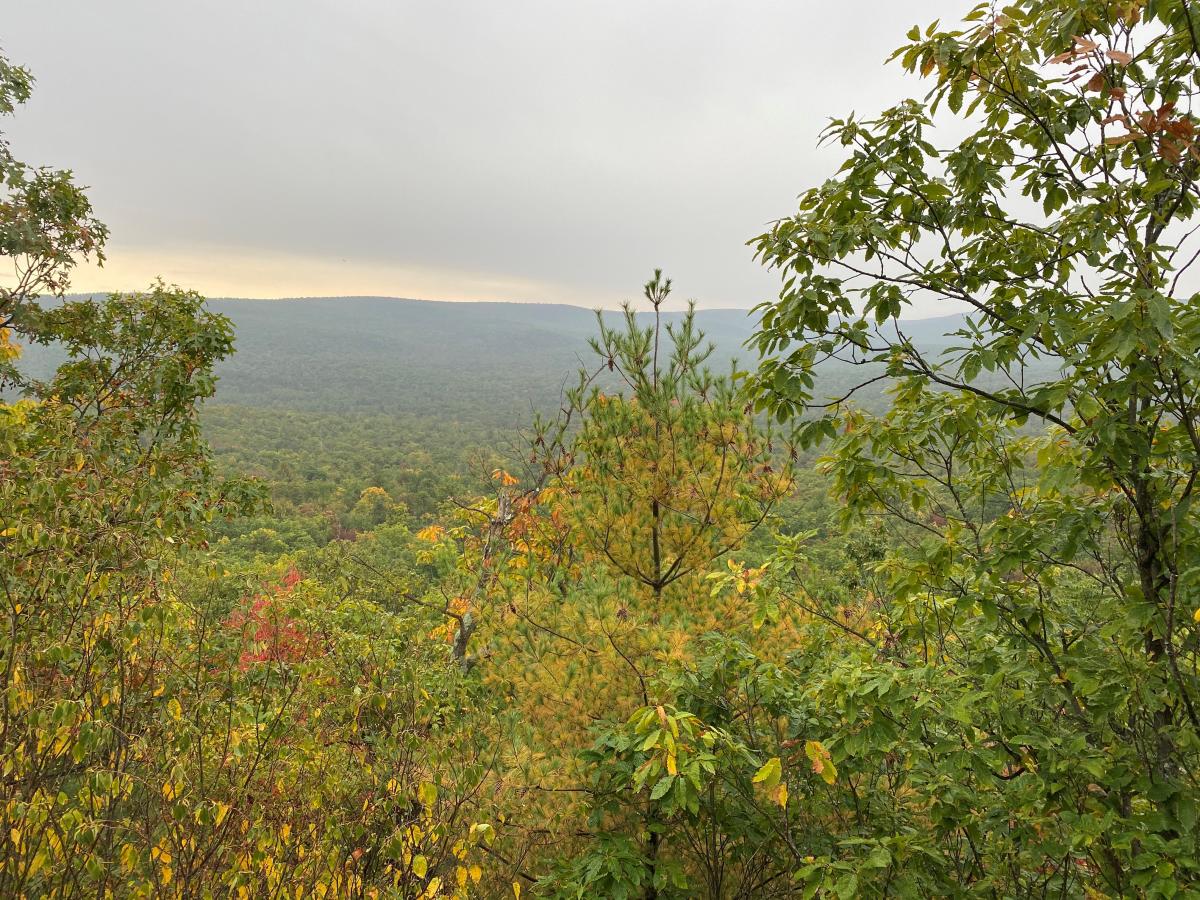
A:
[0,326,20,364]
[805,740,837,785]
[417,524,447,542]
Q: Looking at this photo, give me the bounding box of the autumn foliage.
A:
[226,567,314,669]
[10,1,1200,897]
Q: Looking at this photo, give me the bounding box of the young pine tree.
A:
[415,273,792,893]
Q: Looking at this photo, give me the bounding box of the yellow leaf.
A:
[770,780,789,809]
[469,865,482,883]
[413,855,428,878]
[168,698,182,721]
[418,781,437,808]
[513,882,522,898]
[752,756,782,789]
[805,740,837,785]
[416,525,446,543]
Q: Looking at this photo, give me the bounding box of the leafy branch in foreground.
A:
[737,1,1200,895]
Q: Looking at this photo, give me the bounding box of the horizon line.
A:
[56,291,968,322]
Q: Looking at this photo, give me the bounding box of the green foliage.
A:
[202,404,505,538]
[21,3,1200,895]
[0,51,497,898]
[699,0,1200,895]
[0,284,260,893]
[541,271,792,600]
[358,274,797,894]
[0,61,105,329]
[541,3,1200,897]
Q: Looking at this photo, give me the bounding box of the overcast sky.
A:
[6,1,950,309]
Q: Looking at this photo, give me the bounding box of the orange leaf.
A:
[416,524,446,542]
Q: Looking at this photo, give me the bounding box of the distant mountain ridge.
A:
[203,296,762,424]
[15,295,971,425]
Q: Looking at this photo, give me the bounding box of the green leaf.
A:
[753,757,782,789]
[649,775,674,801]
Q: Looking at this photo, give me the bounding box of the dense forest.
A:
[5,1,1200,897]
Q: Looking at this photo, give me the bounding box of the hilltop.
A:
[16,294,970,425]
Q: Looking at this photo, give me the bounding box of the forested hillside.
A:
[18,295,968,421]
[6,2,1200,898]
[207,299,758,421]
[15,296,972,552]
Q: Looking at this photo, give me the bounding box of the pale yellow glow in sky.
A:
[9,1,956,313]
[55,241,585,305]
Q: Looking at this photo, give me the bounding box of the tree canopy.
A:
[7,1,1200,896]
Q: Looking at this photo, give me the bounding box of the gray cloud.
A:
[6,0,951,307]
